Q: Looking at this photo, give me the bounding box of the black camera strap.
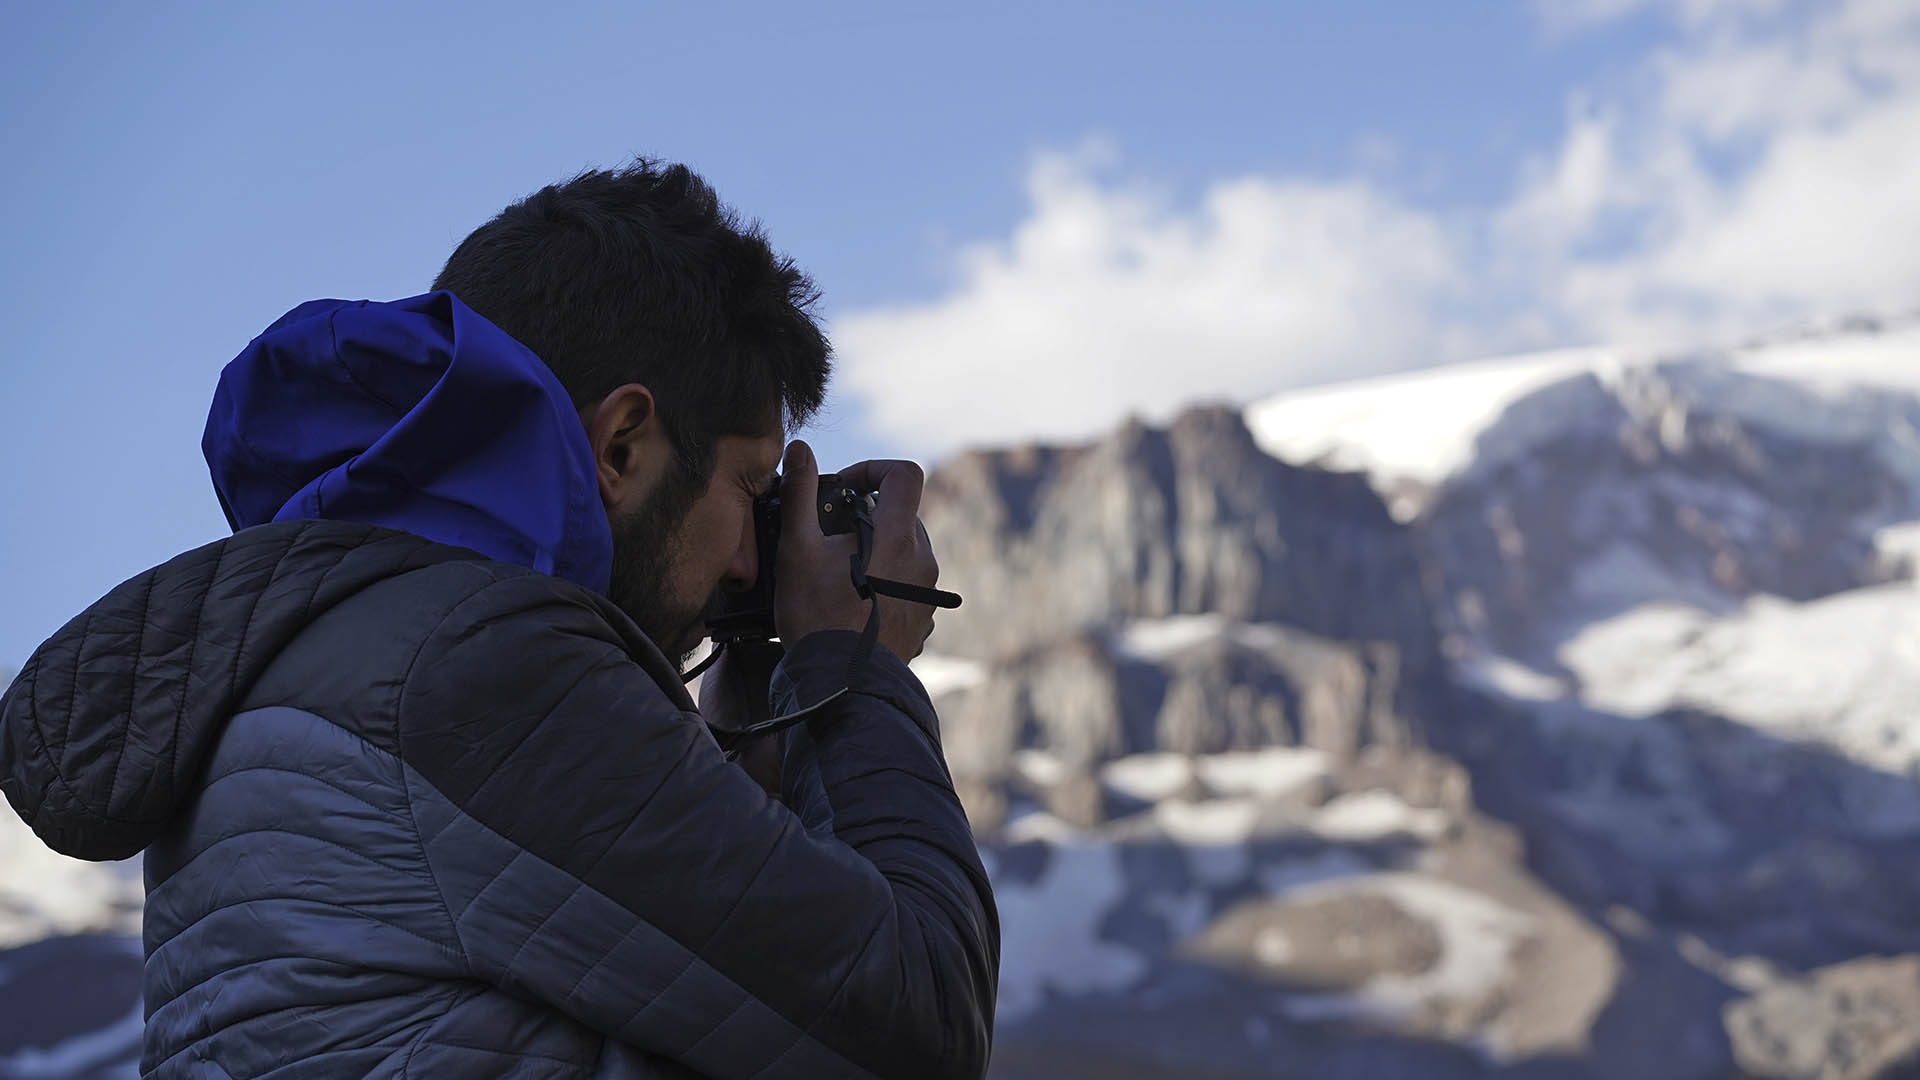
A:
[702,503,960,759]
[679,642,727,683]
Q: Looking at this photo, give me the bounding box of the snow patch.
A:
[1102,754,1194,802]
[0,813,142,950]
[993,841,1151,1020]
[1311,791,1449,842]
[1153,798,1261,846]
[1012,749,1069,789]
[1244,323,1920,520]
[1556,602,1719,717]
[1876,520,1920,571]
[1113,615,1230,660]
[1003,810,1083,845]
[1245,345,1622,505]
[910,652,991,698]
[1559,587,1920,786]
[1730,323,1920,398]
[1458,655,1569,703]
[1195,748,1332,799]
[1254,928,1295,966]
[1104,749,1332,804]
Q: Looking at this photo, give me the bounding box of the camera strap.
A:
[704,503,960,759]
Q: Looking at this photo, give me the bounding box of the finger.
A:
[835,459,926,511]
[778,440,822,546]
[837,459,925,543]
[912,518,939,586]
[831,459,889,492]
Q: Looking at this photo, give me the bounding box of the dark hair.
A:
[432,159,830,480]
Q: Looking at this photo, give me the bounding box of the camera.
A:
[705,473,871,644]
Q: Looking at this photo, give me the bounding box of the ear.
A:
[581,384,671,514]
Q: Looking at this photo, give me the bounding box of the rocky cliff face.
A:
[922,406,1438,669]
[1416,362,1920,663]
[921,405,1438,831]
[915,320,1920,1080]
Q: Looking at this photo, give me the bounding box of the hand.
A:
[773,440,941,663]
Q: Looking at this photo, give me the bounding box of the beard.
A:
[604,460,721,666]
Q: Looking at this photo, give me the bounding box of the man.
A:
[0,162,999,1078]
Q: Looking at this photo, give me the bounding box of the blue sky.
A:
[4,0,1917,664]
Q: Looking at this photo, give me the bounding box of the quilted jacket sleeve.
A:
[397,572,998,1080]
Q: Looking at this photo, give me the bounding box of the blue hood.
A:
[203,291,613,594]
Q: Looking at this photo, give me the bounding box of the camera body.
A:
[706,473,870,643]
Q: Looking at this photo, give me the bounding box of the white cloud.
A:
[835,0,1920,458]
[1507,0,1920,341]
[1532,0,1787,35]
[1494,108,1635,259]
[834,147,1468,455]
[1577,100,1920,327]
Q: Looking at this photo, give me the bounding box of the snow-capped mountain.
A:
[1244,317,1920,524]
[916,316,1920,1079]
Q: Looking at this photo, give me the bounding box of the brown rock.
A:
[1725,954,1920,1080]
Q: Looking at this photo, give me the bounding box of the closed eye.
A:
[743,470,779,500]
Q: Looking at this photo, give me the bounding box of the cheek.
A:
[672,500,747,592]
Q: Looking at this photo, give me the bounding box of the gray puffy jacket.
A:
[0,520,999,1077]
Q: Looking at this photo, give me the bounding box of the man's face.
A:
[605,431,784,664]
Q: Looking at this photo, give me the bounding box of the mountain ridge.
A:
[908,316,1920,1078]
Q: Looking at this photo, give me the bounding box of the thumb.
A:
[778,440,820,545]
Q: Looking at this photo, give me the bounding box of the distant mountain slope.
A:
[911,316,1920,1079]
[1250,318,1920,773]
[1244,317,1920,521]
